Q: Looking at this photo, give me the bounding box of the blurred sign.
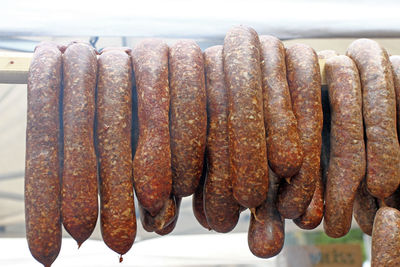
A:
[280,244,363,267]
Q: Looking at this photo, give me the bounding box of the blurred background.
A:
[1,0,400,266]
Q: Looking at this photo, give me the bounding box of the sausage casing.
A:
[132,39,172,215]
[390,55,400,141]
[347,39,400,200]
[169,40,207,197]
[97,48,136,256]
[323,55,366,238]
[223,25,268,208]
[353,179,378,236]
[259,35,303,178]
[25,42,62,267]
[277,43,323,219]
[203,45,240,233]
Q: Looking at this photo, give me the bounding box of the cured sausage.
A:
[156,197,182,236]
[353,180,378,236]
[223,25,268,208]
[97,48,136,258]
[132,39,172,216]
[293,170,324,230]
[248,169,284,258]
[390,55,400,140]
[62,42,98,247]
[140,195,177,232]
[277,43,323,219]
[347,39,400,200]
[323,55,366,238]
[371,207,400,266]
[25,42,62,267]
[203,45,240,233]
[169,40,207,197]
[259,35,303,178]
[317,50,339,60]
[193,162,211,230]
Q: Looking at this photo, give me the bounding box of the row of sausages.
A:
[24,25,400,267]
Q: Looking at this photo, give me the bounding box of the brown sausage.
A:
[132,39,172,216]
[97,48,136,258]
[248,169,284,258]
[25,42,62,267]
[390,55,400,141]
[192,163,211,230]
[156,197,182,236]
[259,35,303,178]
[62,42,98,247]
[277,43,323,219]
[223,25,269,208]
[317,50,339,60]
[323,55,366,238]
[371,207,400,266]
[353,179,378,236]
[293,169,324,230]
[203,45,240,233]
[169,40,207,197]
[139,195,177,232]
[346,39,400,200]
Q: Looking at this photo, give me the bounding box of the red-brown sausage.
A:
[371,207,400,266]
[259,35,303,178]
[203,45,240,233]
[169,40,207,197]
[323,55,366,238]
[353,179,378,236]
[277,43,323,219]
[223,25,268,208]
[346,39,400,200]
[132,39,172,216]
[293,169,324,230]
[248,169,284,258]
[156,197,182,236]
[25,42,62,267]
[139,195,177,232]
[390,55,400,141]
[97,48,136,258]
[193,163,211,230]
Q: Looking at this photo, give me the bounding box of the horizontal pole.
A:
[0,52,327,85]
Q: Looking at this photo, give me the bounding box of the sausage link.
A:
[203,45,240,233]
[193,163,211,230]
[132,39,172,216]
[223,26,268,208]
[248,169,284,258]
[25,42,62,267]
[390,55,400,141]
[371,207,400,266]
[317,50,339,60]
[62,42,98,247]
[140,195,177,232]
[277,43,323,219]
[169,40,207,197]
[353,179,378,236]
[323,55,366,238]
[156,197,182,236]
[346,39,400,200]
[293,169,324,230]
[259,35,303,178]
[97,48,136,257]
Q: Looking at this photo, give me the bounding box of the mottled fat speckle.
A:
[323,55,366,238]
[372,207,400,266]
[353,179,378,236]
[223,26,268,208]
[277,43,323,219]
[248,169,284,258]
[203,45,240,233]
[62,42,98,246]
[132,39,172,216]
[169,40,207,197]
[97,48,136,256]
[259,35,303,178]
[25,42,62,267]
[347,39,400,200]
